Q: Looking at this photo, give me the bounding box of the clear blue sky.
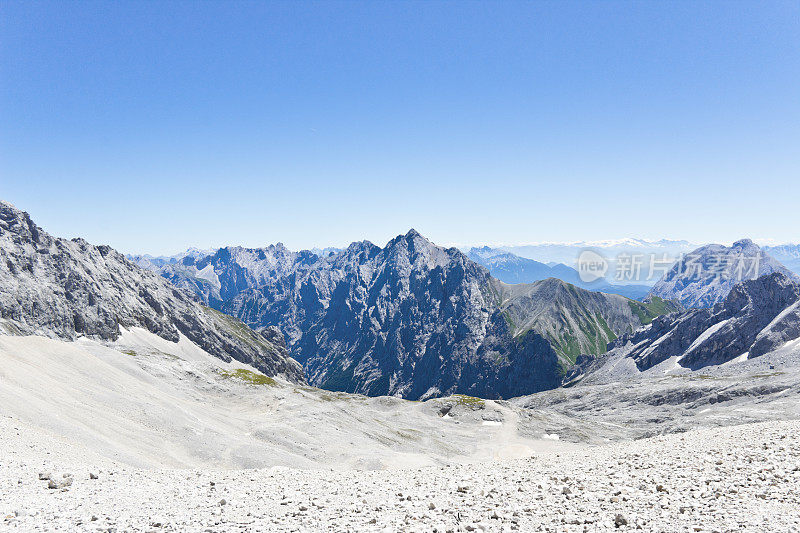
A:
[2,1,798,254]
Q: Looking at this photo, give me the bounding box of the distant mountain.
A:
[161,245,317,308]
[467,247,557,284]
[467,246,652,300]
[205,231,677,399]
[764,244,800,277]
[308,246,343,257]
[0,201,304,383]
[495,279,680,370]
[496,238,697,263]
[483,239,698,284]
[649,239,798,308]
[128,247,217,270]
[573,272,800,384]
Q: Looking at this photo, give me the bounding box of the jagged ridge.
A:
[575,272,800,383]
[0,201,304,383]
[186,230,675,399]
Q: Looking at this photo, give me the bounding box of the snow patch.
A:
[685,319,732,354]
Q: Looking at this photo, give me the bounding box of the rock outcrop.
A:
[219,231,674,399]
[0,201,304,383]
[588,272,800,375]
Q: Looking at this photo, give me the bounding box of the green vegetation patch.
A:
[451,394,486,408]
[551,331,581,362]
[643,296,681,315]
[502,310,516,331]
[203,307,278,355]
[630,296,681,325]
[628,301,658,325]
[218,368,277,386]
[596,315,617,342]
[119,348,180,360]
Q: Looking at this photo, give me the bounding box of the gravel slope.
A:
[3,329,800,532]
[2,417,798,532]
[0,330,578,471]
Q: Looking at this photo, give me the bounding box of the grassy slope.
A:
[495,280,681,373]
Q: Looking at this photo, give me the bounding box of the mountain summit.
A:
[649,239,798,308]
[162,230,675,400]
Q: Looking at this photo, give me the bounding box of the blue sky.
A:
[2,1,799,254]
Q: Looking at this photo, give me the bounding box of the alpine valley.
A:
[130,229,680,399]
[7,5,800,531]
[4,200,800,532]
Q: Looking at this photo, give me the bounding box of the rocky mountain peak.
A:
[387,228,434,251]
[649,239,798,308]
[0,202,45,245]
[372,230,469,279]
[732,238,759,253]
[535,277,571,291]
[336,240,381,264]
[403,227,423,239]
[724,271,800,317]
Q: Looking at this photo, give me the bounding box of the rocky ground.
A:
[3,329,800,532]
[2,416,798,532]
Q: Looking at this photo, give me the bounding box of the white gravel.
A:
[2,415,799,532]
[2,331,800,532]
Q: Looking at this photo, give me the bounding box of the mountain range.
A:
[8,198,800,405]
[466,246,652,299]
[466,240,800,285]
[131,230,678,399]
[481,239,700,284]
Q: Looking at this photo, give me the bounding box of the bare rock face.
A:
[131,229,677,400]
[649,239,798,309]
[227,230,560,400]
[678,273,800,368]
[213,231,670,400]
[596,272,800,373]
[0,201,304,384]
[750,299,800,357]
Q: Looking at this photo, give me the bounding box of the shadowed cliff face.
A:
[215,230,668,400]
[584,272,800,376]
[291,232,565,400]
[128,225,678,400]
[0,201,305,384]
[228,230,542,399]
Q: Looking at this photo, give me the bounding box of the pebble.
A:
[3,420,800,532]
